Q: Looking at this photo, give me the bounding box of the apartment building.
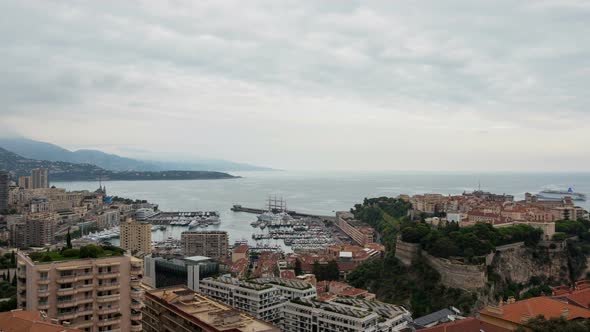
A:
[0,170,8,211]
[25,216,56,247]
[283,297,412,332]
[198,276,285,323]
[142,286,280,332]
[18,175,33,189]
[181,231,229,259]
[120,218,151,256]
[32,168,49,189]
[16,247,144,332]
[335,212,375,246]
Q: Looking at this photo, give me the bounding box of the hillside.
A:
[0,147,237,181]
[0,137,272,172]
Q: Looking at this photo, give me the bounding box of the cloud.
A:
[0,0,588,171]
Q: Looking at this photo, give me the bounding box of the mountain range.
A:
[0,137,271,172]
[0,147,237,181]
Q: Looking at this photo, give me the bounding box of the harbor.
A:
[144,211,221,228]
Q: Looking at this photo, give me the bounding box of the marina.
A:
[146,211,221,227]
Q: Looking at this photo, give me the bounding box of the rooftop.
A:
[480,296,590,324]
[146,286,278,332]
[419,317,510,332]
[25,245,125,263]
[253,277,313,290]
[0,310,81,332]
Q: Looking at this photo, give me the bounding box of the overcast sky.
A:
[1,1,589,171]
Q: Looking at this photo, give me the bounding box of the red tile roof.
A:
[419,318,510,332]
[0,310,81,332]
[480,297,590,324]
[233,244,249,254]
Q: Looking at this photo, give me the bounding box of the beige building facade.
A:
[120,218,152,256]
[181,231,229,259]
[16,250,144,332]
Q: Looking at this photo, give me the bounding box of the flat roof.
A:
[147,287,278,332]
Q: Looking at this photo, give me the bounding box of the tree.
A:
[11,273,16,286]
[10,251,15,267]
[294,259,303,276]
[66,228,72,249]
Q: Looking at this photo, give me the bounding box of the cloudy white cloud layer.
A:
[1,0,588,171]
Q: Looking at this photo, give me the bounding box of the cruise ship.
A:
[538,188,586,201]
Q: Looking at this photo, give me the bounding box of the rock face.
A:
[395,239,420,266]
[490,244,570,284]
[423,253,487,290]
[395,238,573,291]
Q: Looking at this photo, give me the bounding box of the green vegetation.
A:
[294,259,303,276]
[518,316,590,332]
[347,253,476,317]
[0,209,18,215]
[0,275,17,312]
[0,252,16,270]
[312,261,340,281]
[111,196,148,205]
[348,198,476,316]
[352,197,411,251]
[401,222,542,259]
[29,245,124,262]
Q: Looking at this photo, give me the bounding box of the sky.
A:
[1,0,589,171]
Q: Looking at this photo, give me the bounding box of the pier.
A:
[231,204,335,221]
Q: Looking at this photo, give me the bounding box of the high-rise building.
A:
[32,168,49,189]
[25,216,56,247]
[18,175,32,189]
[142,286,280,332]
[120,218,152,256]
[16,248,144,332]
[181,231,229,259]
[0,170,9,211]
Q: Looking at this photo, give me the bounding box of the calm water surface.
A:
[54,171,590,246]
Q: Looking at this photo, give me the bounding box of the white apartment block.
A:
[283,297,412,332]
[197,275,317,325]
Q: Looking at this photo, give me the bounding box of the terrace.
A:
[27,245,125,263]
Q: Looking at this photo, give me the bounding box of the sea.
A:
[53,171,590,248]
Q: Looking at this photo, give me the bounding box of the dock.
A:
[231,204,335,221]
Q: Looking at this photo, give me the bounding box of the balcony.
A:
[37,289,50,296]
[97,318,121,327]
[57,300,77,309]
[130,278,141,287]
[71,321,94,329]
[75,273,94,281]
[57,288,76,296]
[37,278,50,285]
[130,324,142,332]
[76,308,94,317]
[130,288,143,299]
[57,311,76,320]
[130,310,142,320]
[98,307,120,315]
[130,301,143,310]
[75,283,94,292]
[97,272,120,279]
[57,275,76,283]
[97,294,120,303]
[98,283,119,291]
[38,302,50,310]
